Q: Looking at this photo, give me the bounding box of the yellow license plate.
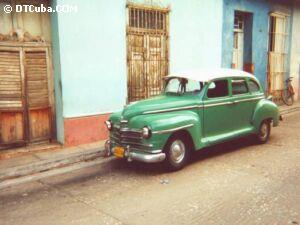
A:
[113,146,124,158]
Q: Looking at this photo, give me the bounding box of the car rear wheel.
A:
[256,120,271,144]
[164,135,189,171]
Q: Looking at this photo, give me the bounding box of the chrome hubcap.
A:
[170,140,186,163]
[260,123,268,139]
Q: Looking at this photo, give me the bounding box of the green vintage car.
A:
[104,68,280,170]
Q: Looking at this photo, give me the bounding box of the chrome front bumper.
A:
[104,140,166,163]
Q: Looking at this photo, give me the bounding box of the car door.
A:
[230,78,264,132]
[202,78,236,143]
[230,78,253,131]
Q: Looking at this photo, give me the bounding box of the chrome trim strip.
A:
[120,128,142,133]
[204,96,264,108]
[143,105,203,115]
[232,96,264,104]
[152,124,194,135]
[204,102,233,107]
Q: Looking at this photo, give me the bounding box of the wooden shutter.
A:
[0,50,22,108]
[0,49,25,146]
[25,49,51,142]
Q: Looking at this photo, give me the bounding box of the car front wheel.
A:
[256,120,271,144]
[164,135,189,171]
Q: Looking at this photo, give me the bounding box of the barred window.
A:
[129,8,167,30]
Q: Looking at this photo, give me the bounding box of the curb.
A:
[279,106,300,116]
[0,147,105,182]
[0,157,114,190]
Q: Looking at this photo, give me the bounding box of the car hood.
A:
[121,94,199,120]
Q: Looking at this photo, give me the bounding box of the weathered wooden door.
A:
[127,4,169,102]
[267,13,288,99]
[0,46,53,149]
[24,48,52,142]
[128,34,145,101]
[145,35,167,98]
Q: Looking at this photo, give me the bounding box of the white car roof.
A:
[166,68,258,82]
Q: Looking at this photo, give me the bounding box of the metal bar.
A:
[152,124,194,135]
[126,3,170,13]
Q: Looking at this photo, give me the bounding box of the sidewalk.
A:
[0,101,300,189]
[0,141,107,189]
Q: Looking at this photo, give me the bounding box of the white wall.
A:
[56,0,127,118]
[55,0,223,118]
[168,0,223,72]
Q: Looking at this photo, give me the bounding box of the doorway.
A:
[0,45,54,149]
[233,12,244,70]
[0,0,54,149]
[267,13,288,99]
[232,11,253,73]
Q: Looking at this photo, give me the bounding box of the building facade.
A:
[51,0,224,146]
[0,0,299,149]
[222,0,297,100]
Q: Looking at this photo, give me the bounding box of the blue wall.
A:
[51,0,64,143]
[222,0,270,88]
[222,0,293,89]
[54,0,127,118]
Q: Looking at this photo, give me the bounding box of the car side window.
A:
[232,79,248,95]
[207,80,229,98]
[248,79,260,93]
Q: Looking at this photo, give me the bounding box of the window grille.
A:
[129,8,167,31]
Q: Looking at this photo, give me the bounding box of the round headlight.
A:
[105,120,113,130]
[142,126,151,139]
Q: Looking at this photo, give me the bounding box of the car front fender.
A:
[129,110,201,150]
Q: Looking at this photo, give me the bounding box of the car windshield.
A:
[164,78,203,94]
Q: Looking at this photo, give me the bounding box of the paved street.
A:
[1,112,300,225]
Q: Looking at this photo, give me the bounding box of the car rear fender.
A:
[252,99,279,132]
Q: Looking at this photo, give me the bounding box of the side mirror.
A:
[208,82,216,89]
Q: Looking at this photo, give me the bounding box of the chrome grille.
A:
[110,122,152,149]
